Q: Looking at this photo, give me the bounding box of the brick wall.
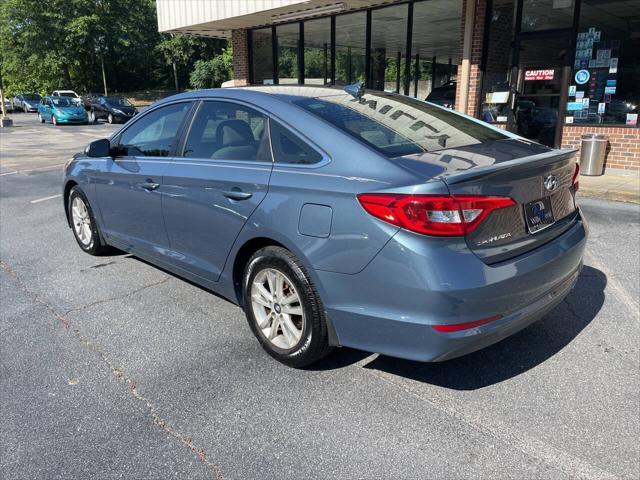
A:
[231,30,249,86]
[562,126,640,171]
[455,0,487,116]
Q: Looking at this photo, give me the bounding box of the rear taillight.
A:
[357,194,515,236]
[432,315,503,332]
[572,162,580,191]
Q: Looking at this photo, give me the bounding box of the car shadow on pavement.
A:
[318,266,606,390]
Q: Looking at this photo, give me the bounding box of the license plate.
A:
[524,197,555,233]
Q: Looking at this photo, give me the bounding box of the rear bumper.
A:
[316,211,588,362]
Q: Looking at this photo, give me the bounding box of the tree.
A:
[189,47,233,89]
[157,34,227,91]
[0,0,227,96]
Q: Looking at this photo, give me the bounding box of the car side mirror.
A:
[85,138,111,157]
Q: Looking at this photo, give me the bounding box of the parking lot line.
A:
[30,194,62,204]
[0,171,18,177]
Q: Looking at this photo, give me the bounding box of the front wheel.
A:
[68,186,110,256]
[243,246,332,367]
[38,113,45,123]
[107,113,114,124]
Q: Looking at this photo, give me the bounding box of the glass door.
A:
[509,35,571,147]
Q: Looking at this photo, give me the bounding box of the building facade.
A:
[157,0,640,171]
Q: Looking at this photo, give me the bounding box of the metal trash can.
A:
[579,134,608,176]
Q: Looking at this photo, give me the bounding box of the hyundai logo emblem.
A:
[544,175,559,192]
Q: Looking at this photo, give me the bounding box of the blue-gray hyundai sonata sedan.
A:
[62,85,587,367]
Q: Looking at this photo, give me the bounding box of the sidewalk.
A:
[578,168,640,204]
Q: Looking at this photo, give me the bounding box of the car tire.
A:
[68,186,110,256]
[38,113,45,123]
[243,246,332,368]
[107,113,114,124]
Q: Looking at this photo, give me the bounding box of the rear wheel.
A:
[243,246,331,367]
[68,186,110,256]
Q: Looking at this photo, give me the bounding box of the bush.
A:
[189,48,233,89]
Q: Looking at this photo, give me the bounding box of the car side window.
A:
[269,121,322,165]
[182,101,271,162]
[115,102,191,157]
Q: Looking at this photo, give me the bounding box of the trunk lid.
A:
[394,139,579,264]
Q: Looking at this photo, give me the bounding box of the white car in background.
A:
[52,90,82,106]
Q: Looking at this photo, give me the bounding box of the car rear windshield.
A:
[293,92,508,157]
[24,94,40,100]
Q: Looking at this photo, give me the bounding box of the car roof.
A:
[154,85,355,108]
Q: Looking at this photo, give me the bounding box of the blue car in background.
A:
[62,85,587,367]
[38,96,88,125]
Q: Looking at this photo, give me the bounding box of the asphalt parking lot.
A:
[1,112,639,480]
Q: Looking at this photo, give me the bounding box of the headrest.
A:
[216,120,255,147]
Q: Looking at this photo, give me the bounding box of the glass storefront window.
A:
[251,28,274,85]
[304,18,331,85]
[410,0,461,104]
[521,0,575,32]
[277,23,299,85]
[369,4,409,93]
[567,0,639,126]
[479,0,516,123]
[335,12,367,85]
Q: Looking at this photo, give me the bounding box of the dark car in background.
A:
[426,81,456,108]
[14,93,42,112]
[88,95,138,124]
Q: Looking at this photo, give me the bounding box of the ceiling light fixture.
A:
[271,3,346,23]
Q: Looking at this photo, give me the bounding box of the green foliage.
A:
[189,47,233,89]
[0,0,230,96]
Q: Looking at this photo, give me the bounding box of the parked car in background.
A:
[3,96,14,113]
[426,81,456,108]
[38,96,88,125]
[88,95,138,124]
[63,85,586,368]
[13,93,42,112]
[52,90,82,106]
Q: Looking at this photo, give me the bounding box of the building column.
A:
[231,29,249,86]
[455,0,487,116]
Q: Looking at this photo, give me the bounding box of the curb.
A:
[578,189,640,204]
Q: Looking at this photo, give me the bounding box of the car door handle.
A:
[140,181,160,191]
[223,189,253,201]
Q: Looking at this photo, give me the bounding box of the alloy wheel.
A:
[250,268,304,350]
[71,196,92,246]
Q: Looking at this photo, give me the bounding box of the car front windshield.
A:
[105,97,132,107]
[52,98,73,107]
[293,92,509,157]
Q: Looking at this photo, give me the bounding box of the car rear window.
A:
[293,92,508,157]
